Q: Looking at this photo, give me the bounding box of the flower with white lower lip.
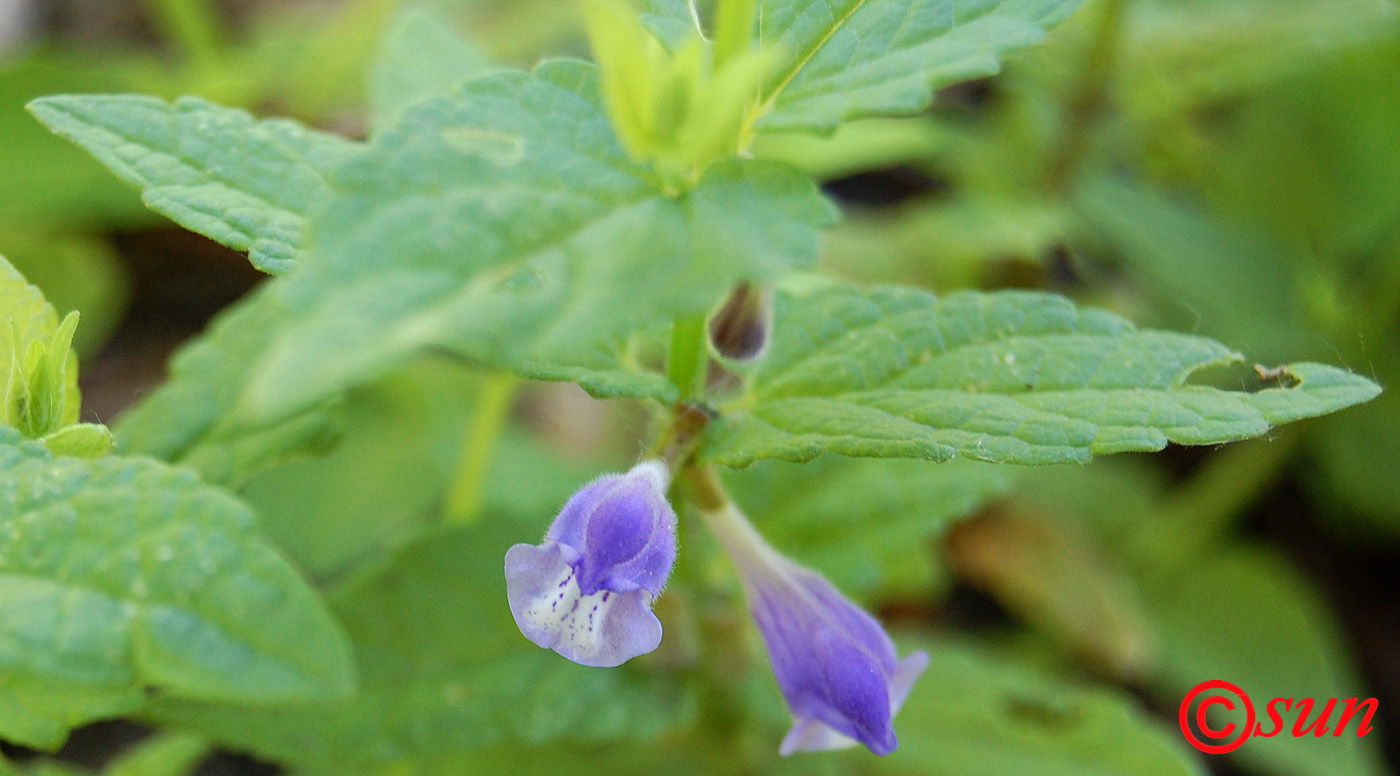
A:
[504,460,676,667]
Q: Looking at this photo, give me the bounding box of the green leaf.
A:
[702,280,1381,466]
[242,60,832,421]
[855,639,1203,776]
[0,429,355,749]
[27,95,357,275]
[1142,544,1387,776]
[368,7,489,131]
[755,0,1087,132]
[725,456,1011,596]
[144,521,695,772]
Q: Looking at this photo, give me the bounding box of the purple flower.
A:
[703,502,928,756]
[505,460,677,667]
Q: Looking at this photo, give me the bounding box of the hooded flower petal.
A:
[505,460,677,667]
[702,501,927,756]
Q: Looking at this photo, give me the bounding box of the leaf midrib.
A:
[759,0,875,112]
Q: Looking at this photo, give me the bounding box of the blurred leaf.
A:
[1119,0,1399,116]
[145,521,695,772]
[0,429,355,749]
[753,117,947,179]
[1076,176,1310,363]
[176,397,344,489]
[113,286,341,485]
[947,509,1152,678]
[28,95,358,275]
[237,359,481,578]
[854,639,1202,776]
[238,358,603,582]
[0,673,141,752]
[243,59,831,420]
[0,233,129,356]
[319,635,1202,776]
[0,52,160,231]
[368,6,488,131]
[1200,37,1400,270]
[1013,457,1166,550]
[702,280,1381,466]
[755,0,1087,132]
[1142,544,1387,776]
[1012,447,1385,776]
[103,732,207,776]
[1310,393,1400,534]
[18,763,86,776]
[725,457,1012,596]
[216,0,401,120]
[823,197,1069,287]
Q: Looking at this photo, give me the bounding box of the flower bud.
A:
[505,460,677,667]
[708,283,773,362]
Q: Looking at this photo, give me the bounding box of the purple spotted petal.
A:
[505,460,676,667]
[703,503,927,756]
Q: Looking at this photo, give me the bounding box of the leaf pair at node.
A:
[583,0,773,190]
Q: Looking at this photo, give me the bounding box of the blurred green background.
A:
[1,0,1396,774]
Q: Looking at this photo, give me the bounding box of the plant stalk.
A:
[667,315,710,401]
[444,372,519,524]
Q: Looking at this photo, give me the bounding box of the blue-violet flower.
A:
[505,460,677,667]
[702,501,928,756]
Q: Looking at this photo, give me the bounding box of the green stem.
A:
[444,372,519,524]
[141,0,224,67]
[667,316,710,401]
[1044,0,1129,194]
